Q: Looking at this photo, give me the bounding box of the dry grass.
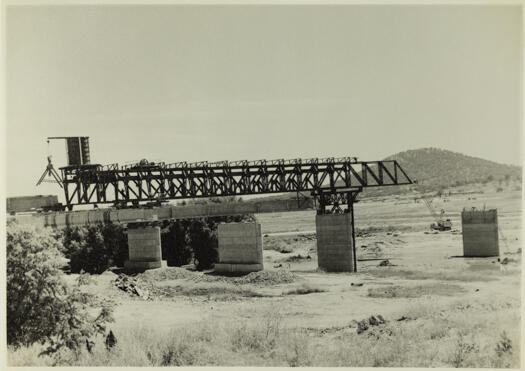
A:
[356,224,413,235]
[367,283,465,298]
[139,267,297,286]
[366,265,502,282]
[232,270,296,285]
[284,283,327,295]
[175,282,267,298]
[8,301,520,367]
[150,281,270,300]
[263,234,315,253]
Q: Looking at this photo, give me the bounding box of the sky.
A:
[5,4,522,199]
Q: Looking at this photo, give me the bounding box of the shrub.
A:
[6,222,113,356]
[63,197,254,272]
[101,223,128,267]
[62,226,86,257]
[192,216,256,270]
[161,220,192,267]
[63,223,127,274]
[189,220,218,270]
[68,226,107,274]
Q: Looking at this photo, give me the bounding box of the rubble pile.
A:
[353,314,387,335]
[233,270,296,285]
[114,275,150,300]
[138,267,196,282]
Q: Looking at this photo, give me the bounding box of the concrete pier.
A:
[462,209,499,257]
[215,222,263,273]
[124,225,167,271]
[315,213,354,272]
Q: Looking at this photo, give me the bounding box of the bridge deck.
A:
[13,197,315,228]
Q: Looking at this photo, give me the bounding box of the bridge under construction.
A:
[28,136,415,273]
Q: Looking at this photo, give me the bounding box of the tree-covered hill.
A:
[384,148,521,190]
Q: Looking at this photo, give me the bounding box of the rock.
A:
[105,330,117,350]
[377,314,386,324]
[86,339,94,353]
[357,320,369,334]
[351,282,364,287]
[115,274,149,299]
[378,259,393,267]
[135,287,149,300]
[368,316,379,326]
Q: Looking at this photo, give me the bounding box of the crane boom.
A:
[418,194,452,231]
[422,197,440,222]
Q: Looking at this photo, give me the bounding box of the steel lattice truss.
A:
[317,189,362,215]
[60,157,413,209]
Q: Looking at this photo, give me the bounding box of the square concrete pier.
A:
[315,213,354,272]
[215,222,263,273]
[462,209,499,257]
[124,225,167,271]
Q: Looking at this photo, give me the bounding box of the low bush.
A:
[6,222,113,357]
[63,223,128,274]
[161,221,192,267]
[61,197,254,273]
[188,220,218,270]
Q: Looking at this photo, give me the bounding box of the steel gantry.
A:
[58,157,414,210]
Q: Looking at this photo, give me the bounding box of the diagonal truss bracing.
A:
[60,158,413,209]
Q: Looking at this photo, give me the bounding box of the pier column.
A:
[214,222,264,273]
[462,209,499,257]
[124,225,167,271]
[315,213,354,272]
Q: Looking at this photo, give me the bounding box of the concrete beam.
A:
[14,198,315,228]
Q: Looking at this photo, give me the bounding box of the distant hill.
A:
[383,148,521,190]
[249,148,521,202]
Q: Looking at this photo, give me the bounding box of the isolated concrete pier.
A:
[214,222,263,273]
[124,225,167,271]
[315,213,354,272]
[461,209,499,257]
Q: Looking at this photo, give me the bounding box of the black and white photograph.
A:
[2,1,522,368]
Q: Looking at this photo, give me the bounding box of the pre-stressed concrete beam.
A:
[15,198,315,228]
